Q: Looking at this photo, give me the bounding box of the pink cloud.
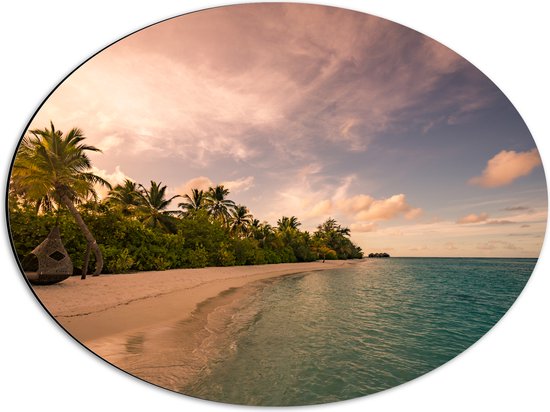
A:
[309,199,333,218]
[273,171,422,229]
[469,149,542,188]
[350,222,377,233]
[457,212,489,224]
[477,240,520,251]
[29,2,490,170]
[90,165,133,199]
[175,175,255,197]
[354,194,419,221]
[405,207,423,220]
[444,242,459,250]
[485,219,515,225]
[337,194,374,214]
[409,245,429,252]
[221,176,255,193]
[174,176,213,197]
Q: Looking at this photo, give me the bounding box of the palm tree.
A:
[228,205,253,238]
[204,185,235,224]
[260,222,274,237]
[107,179,141,215]
[277,215,301,232]
[178,188,205,216]
[11,122,111,277]
[339,226,351,237]
[248,219,274,244]
[137,181,180,233]
[249,219,261,239]
[316,217,350,238]
[314,217,353,259]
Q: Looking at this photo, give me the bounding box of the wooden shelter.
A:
[27,226,73,285]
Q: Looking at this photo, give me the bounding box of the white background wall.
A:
[1,1,548,411]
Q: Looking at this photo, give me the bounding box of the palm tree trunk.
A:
[59,194,103,275]
[81,243,91,280]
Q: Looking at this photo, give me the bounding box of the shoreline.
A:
[31,260,362,344]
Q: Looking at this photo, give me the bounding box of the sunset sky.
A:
[27,3,546,257]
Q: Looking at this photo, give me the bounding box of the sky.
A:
[26,3,547,257]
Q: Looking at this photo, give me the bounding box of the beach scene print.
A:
[7,3,546,406]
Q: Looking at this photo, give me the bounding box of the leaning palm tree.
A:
[204,185,236,224]
[137,181,180,233]
[178,188,205,216]
[107,179,142,215]
[10,122,111,277]
[228,205,253,238]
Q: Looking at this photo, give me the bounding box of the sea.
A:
[107,258,536,406]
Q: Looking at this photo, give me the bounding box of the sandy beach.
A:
[32,260,359,345]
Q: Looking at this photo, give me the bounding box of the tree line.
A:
[9,123,363,276]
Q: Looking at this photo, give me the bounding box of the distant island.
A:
[367,252,390,258]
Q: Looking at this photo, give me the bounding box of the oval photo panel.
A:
[7,3,547,407]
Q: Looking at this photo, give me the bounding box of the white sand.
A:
[32,260,359,343]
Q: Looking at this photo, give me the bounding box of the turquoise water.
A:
[180,258,535,406]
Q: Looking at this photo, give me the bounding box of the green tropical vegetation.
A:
[9,124,363,276]
[10,122,111,277]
